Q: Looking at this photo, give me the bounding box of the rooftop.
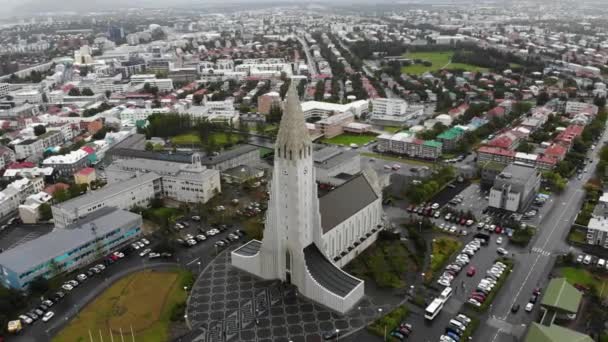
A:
[541,278,582,314]
[313,147,359,170]
[524,323,593,342]
[53,172,161,212]
[318,173,378,233]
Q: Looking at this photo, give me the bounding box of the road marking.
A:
[491,328,503,342]
[503,189,582,321]
[186,257,200,265]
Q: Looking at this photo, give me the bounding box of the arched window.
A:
[289,150,293,160]
[299,149,302,159]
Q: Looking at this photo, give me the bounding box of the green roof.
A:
[524,323,593,342]
[423,140,442,148]
[437,127,465,141]
[541,278,582,314]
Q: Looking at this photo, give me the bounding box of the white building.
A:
[104,154,221,204]
[231,83,384,314]
[51,172,162,228]
[18,192,52,224]
[0,178,45,220]
[129,74,174,92]
[371,98,408,116]
[300,100,369,119]
[12,89,43,104]
[14,139,44,161]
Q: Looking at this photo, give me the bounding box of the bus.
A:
[439,287,453,303]
[424,298,445,320]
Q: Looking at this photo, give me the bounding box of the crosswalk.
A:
[531,247,551,256]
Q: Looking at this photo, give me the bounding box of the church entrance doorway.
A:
[285,249,292,284]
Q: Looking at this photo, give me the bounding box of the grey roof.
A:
[54,172,161,211]
[304,243,361,297]
[112,133,147,150]
[0,208,141,275]
[495,163,538,187]
[233,240,261,256]
[318,174,378,234]
[110,144,258,166]
[313,147,358,170]
[107,158,216,181]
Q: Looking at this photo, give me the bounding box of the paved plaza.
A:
[186,249,389,342]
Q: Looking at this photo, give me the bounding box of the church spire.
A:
[275,79,311,160]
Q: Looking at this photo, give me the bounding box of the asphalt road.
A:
[475,129,608,342]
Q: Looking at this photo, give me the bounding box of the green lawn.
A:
[321,133,377,146]
[171,132,240,147]
[426,237,462,282]
[367,305,409,338]
[402,51,488,75]
[54,270,191,342]
[384,126,402,134]
[558,267,608,299]
[346,239,418,289]
[568,228,586,244]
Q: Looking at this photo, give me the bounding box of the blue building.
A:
[0,207,142,289]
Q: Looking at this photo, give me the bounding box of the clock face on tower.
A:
[303,167,308,174]
[283,170,288,175]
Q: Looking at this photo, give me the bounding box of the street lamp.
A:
[197,261,201,273]
[183,286,188,292]
[335,329,340,342]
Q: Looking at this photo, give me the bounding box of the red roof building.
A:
[543,144,567,161]
[555,124,584,148]
[486,106,506,118]
[448,104,469,118]
[44,183,70,195]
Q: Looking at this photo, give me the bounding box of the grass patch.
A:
[259,147,273,158]
[467,258,513,312]
[568,228,587,244]
[171,132,240,147]
[509,227,536,247]
[361,152,436,167]
[53,269,192,342]
[401,51,488,75]
[558,267,608,299]
[367,305,409,338]
[346,238,418,289]
[321,133,377,146]
[460,316,480,341]
[425,237,462,283]
[142,207,183,226]
[384,126,402,133]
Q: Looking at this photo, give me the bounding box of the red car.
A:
[467,266,476,277]
[495,226,502,234]
[533,287,542,296]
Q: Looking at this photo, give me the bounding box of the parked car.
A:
[497,247,509,256]
[511,304,520,313]
[42,311,54,322]
[466,267,476,277]
[525,302,534,312]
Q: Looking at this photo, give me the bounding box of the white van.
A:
[439,287,453,302]
[598,259,606,268]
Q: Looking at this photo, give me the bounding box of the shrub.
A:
[367,305,409,337]
[169,301,186,322]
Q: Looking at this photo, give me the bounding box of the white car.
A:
[61,284,73,291]
[195,234,207,241]
[141,238,150,245]
[131,243,141,250]
[20,315,33,324]
[431,203,440,210]
[206,229,217,236]
[42,311,54,322]
[496,237,503,244]
[583,254,592,265]
[525,302,534,312]
[113,251,125,258]
[139,248,151,257]
[76,274,87,282]
[439,223,446,230]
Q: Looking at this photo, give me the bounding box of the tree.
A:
[105,90,112,99]
[33,125,46,136]
[68,88,81,96]
[38,203,52,221]
[267,104,283,124]
[81,87,94,96]
[28,276,50,296]
[145,141,154,151]
[92,127,107,140]
[536,92,550,106]
[516,141,534,153]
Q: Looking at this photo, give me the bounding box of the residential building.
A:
[0,177,45,220]
[488,163,541,213]
[554,125,584,148]
[0,208,142,289]
[0,146,16,170]
[18,192,52,224]
[74,167,96,185]
[42,149,90,178]
[37,130,64,148]
[258,91,281,115]
[104,155,221,204]
[437,127,465,151]
[377,132,442,159]
[14,139,44,161]
[51,172,162,228]
[586,193,608,248]
[12,89,42,104]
